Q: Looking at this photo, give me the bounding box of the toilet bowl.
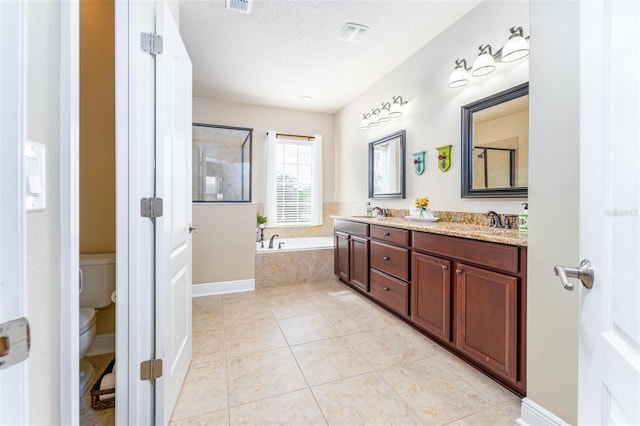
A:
[79,307,97,395]
[79,253,116,396]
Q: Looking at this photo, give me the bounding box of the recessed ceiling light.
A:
[338,23,369,43]
[300,96,313,102]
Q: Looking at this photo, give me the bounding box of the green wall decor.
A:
[436,145,453,172]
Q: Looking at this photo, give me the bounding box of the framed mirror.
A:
[461,82,529,198]
[369,130,406,199]
[192,123,252,202]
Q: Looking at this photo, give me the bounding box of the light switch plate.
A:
[25,141,46,211]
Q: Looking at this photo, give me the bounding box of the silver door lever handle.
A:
[554,259,594,290]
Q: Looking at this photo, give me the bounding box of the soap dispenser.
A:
[366,202,373,217]
[518,203,528,232]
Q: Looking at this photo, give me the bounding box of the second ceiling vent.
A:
[225,0,252,14]
[338,23,369,42]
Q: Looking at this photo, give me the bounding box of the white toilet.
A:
[79,253,116,396]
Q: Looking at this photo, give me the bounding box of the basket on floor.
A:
[90,358,115,410]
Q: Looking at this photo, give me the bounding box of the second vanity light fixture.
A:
[448,26,530,88]
[360,96,407,131]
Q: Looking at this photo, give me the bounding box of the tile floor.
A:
[170,279,522,425]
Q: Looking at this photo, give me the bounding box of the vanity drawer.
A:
[334,220,369,237]
[412,232,519,274]
[370,225,410,247]
[370,241,410,281]
[370,269,409,316]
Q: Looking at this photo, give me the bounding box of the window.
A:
[265,132,322,226]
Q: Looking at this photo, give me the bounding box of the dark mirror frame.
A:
[368,129,406,199]
[461,82,529,198]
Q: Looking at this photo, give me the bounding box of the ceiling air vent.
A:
[338,23,369,42]
[225,0,252,14]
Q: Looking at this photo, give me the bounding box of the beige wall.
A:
[528,1,580,423]
[192,97,335,284]
[26,1,61,423]
[80,0,116,334]
[192,204,256,284]
[334,1,529,216]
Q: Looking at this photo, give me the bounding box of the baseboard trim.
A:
[87,332,115,356]
[192,279,255,297]
[517,398,570,426]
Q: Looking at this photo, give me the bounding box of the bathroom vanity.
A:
[333,216,527,396]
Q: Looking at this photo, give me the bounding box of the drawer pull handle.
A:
[383,256,390,260]
[383,287,389,291]
[456,269,462,274]
[383,232,390,236]
[442,265,448,270]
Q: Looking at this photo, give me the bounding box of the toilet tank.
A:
[79,253,116,309]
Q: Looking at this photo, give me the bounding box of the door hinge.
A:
[140,197,163,218]
[140,359,163,381]
[140,32,163,55]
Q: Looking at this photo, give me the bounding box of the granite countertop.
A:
[332,215,528,247]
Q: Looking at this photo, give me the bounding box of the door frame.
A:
[114,1,157,424]
[0,1,28,423]
[59,1,80,424]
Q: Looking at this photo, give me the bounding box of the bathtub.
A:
[255,236,335,287]
[256,236,335,252]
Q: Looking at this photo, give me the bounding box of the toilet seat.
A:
[79,307,96,335]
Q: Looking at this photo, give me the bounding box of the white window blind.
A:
[265,132,322,226]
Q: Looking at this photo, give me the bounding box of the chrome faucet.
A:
[485,211,502,228]
[268,234,279,249]
[371,206,387,218]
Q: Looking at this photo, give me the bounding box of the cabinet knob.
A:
[442,265,448,270]
[383,287,389,291]
[456,269,462,274]
[383,256,390,260]
[383,232,390,236]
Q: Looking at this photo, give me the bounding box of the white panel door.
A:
[0,1,28,423]
[154,1,193,423]
[578,1,640,424]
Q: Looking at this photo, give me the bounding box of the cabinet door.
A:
[334,232,350,282]
[455,263,518,383]
[411,252,451,342]
[349,235,369,292]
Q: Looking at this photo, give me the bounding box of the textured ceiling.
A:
[179,0,482,114]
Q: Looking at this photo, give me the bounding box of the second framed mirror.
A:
[369,130,406,199]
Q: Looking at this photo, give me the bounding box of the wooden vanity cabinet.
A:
[333,219,527,396]
[334,220,370,292]
[369,225,410,316]
[411,252,451,343]
[412,231,527,395]
[455,263,518,383]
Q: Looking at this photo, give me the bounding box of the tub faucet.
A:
[268,234,279,249]
[485,211,502,228]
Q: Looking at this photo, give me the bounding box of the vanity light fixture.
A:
[448,26,530,88]
[379,102,391,122]
[358,96,407,130]
[369,108,381,127]
[471,45,496,77]
[389,96,407,118]
[448,59,471,88]
[501,26,530,62]
[359,113,371,131]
